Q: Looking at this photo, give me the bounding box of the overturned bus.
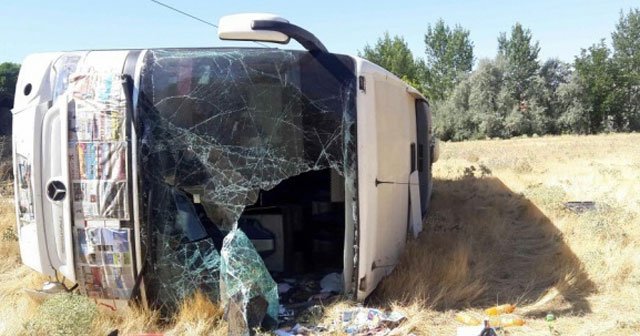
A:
[11,13,438,330]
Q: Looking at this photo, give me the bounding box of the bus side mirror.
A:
[218,13,290,44]
[218,13,328,53]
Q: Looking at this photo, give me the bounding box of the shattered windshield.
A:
[136,48,357,315]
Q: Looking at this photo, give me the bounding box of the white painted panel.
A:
[218,13,289,43]
[374,79,412,181]
[355,70,378,300]
[356,61,417,299]
[12,53,62,277]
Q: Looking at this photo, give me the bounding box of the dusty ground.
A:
[1,133,639,335]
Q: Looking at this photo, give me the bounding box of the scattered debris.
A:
[278,283,293,294]
[274,323,327,336]
[306,292,332,302]
[340,307,406,335]
[564,201,597,214]
[274,272,346,331]
[277,273,342,307]
[296,305,325,325]
[278,305,296,324]
[274,307,407,336]
[319,272,343,293]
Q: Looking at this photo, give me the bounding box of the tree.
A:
[556,75,591,134]
[537,59,572,133]
[0,62,20,135]
[467,58,507,137]
[431,75,473,141]
[498,23,541,103]
[540,58,572,93]
[612,8,640,130]
[573,41,619,132]
[423,19,474,101]
[360,32,423,87]
[504,74,551,136]
[0,62,20,102]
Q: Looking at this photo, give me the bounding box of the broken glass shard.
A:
[221,229,279,333]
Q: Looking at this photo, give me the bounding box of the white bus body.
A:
[11,15,437,317]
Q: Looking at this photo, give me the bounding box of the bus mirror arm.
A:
[253,20,356,85]
[251,20,328,53]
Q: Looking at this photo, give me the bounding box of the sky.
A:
[1,0,638,65]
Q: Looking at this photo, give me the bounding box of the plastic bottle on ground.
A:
[455,311,482,326]
[484,304,516,316]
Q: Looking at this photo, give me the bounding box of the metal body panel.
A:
[354,57,425,300]
[13,52,63,276]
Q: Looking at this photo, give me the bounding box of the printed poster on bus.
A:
[68,108,125,142]
[67,70,130,221]
[69,142,126,181]
[75,227,135,299]
[72,181,128,219]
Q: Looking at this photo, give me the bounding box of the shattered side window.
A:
[136,48,357,313]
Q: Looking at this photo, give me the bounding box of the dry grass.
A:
[90,291,227,336]
[0,136,12,197]
[0,201,47,336]
[371,133,640,335]
[1,133,639,335]
[165,291,227,336]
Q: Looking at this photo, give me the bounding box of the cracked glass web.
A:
[136,48,358,319]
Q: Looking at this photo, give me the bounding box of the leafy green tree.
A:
[612,8,640,130]
[556,75,591,134]
[467,58,506,137]
[498,23,541,103]
[504,74,550,136]
[539,59,571,133]
[0,62,20,135]
[423,19,474,101]
[431,75,473,141]
[364,10,640,140]
[540,59,572,93]
[360,32,423,87]
[0,62,20,102]
[573,41,620,132]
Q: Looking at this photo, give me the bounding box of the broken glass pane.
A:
[136,48,358,323]
[142,183,223,312]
